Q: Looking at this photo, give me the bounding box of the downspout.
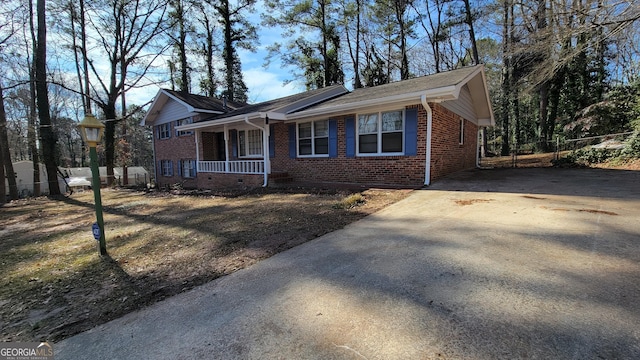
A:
[421,94,433,186]
[244,116,269,187]
[195,129,200,172]
[151,128,157,189]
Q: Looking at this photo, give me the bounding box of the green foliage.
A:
[621,131,640,158]
[566,147,621,164]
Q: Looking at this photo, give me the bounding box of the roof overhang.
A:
[175,65,495,131]
[141,89,225,126]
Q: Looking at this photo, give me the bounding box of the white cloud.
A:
[243,67,304,103]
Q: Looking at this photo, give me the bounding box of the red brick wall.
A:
[270,103,478,187]
[154,121,199,188]
[270,107,426,186]
[153,103,479,189]
[197,173,263,189]
[429,103,479,181]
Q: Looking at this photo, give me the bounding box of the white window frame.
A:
[459,117,465,145]
[181,159,196,178]
[158,123,171,139]
[238,129,263,158]
[297,120,330,158]
[356,109,405,156]
[176,118,194,136]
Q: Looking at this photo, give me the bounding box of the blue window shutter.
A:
[230,130,237,158]
[192,161,197,177]
[177,160,182,176]
[405,108,418,156]
[345,116,355,157]
[329,119,338,158]
[269,124,275,158]
[288,124,296,158]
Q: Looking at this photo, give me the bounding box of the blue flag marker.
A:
[92,223,101,241]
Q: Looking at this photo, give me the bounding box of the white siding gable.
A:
[441,84,477,123]
[154,98,197,125]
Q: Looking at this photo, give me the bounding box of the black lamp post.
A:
[77,114,107,256]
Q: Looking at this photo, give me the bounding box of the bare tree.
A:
[35,0,61,195]
[82,0,168,185]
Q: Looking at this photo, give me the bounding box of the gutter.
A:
[243,116,269,187]
[421,94,433,186]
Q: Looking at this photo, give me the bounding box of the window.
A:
[180,160,196,178]
[160,160,173,176]
[238,129,263,157]
[459,117,465,145]
[158,123,171,139]
[357,110,403,155]
[176,118,193,136]
[298,120,329,156]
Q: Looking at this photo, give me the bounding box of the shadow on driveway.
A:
[56,167,640,359]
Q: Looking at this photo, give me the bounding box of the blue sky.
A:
[126,8,305,107]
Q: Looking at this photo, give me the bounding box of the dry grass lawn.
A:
[0,187,410,342]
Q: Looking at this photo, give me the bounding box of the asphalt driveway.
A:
[56,167,640,359]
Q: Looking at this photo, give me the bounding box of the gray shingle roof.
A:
[301,66,481,111]
[163,89,244,112]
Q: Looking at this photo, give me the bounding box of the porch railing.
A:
[198,160,264,174]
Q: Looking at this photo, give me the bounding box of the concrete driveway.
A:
[56,168,640,359]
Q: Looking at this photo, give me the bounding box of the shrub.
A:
[621,131,640,159]
[333,193,365,209]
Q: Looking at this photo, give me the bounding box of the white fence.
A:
[198,160,264,174]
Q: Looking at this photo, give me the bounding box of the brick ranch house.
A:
[142,65,494,189]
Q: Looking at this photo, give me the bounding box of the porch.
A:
[198,160,265,174]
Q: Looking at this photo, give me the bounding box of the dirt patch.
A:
[454,199,494,206]
[480,152,569,168]
[577,209,618,216]
[0,187,410,342]
[540,206,618,216]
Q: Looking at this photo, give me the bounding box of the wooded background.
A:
[0,0,638,201]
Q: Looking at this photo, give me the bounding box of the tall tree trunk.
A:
[28,0,41,197]
[0,84,19,201]
[221,0,235,100]
[177,0,189,92]
[321,0,329,87]
[35,0,61,195]
[500,0,511,156]
[463,0,479,65]
[121,64,128,186]
[536,0,550,152]
[354,0,362,88]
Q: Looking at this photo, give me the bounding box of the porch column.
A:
[223,124,229,173]
[195,130,200,172]
[263,120,270,174]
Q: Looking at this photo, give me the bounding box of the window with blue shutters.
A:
[175,118,194,136]
[160,160,173,176]
[297,120,329,157]
[179,160,197,178]
[158,123,171,139]
[356,109,404,155]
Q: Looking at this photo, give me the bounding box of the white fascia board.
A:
[261,112,287,120]
[290,88,459,120]
[176,112,264,131]
[140,90,166,126]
